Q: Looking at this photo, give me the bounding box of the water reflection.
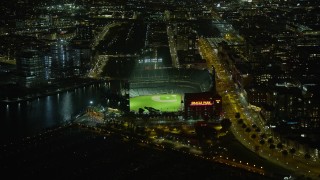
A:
[60,92,72,122]
[0,83,106,143]
[44,96,54,127]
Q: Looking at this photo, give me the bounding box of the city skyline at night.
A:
[0,0,319,179]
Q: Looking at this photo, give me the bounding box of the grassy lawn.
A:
[130,94,182,112]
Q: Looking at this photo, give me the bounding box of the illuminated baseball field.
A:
[130,94,182,112]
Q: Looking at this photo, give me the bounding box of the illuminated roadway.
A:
[88,22,124,78]
[167,25,179,68]
[198,37,320,179]
[0,56,15,65]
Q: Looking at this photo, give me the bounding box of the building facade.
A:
[184,92,222,121]
[16,49,46,87]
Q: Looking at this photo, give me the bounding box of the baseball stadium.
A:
[129,68,215,114]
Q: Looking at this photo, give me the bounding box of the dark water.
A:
[0,83,108,144]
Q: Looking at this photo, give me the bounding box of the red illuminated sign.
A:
[190,101,213,106]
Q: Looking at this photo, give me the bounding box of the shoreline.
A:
[0,79,103,105]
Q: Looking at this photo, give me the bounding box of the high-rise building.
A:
[16,49,46,87]
[50,39,73,79]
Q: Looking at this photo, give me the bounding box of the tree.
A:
[245,127,251,133]
[277,142,283,149]
[259,139,265,145]
[138,108,144,115]
[255,127,261,132]
[254,145,260,152]
[237,119,244,124]
[267,138,274,144]
[289,148,296,157]
[282,150,288,158]
[221,118,232,131]
[155,128,164,137]
[269,144,275,150]
[235,112,240,119]
[242,124,247,129]
[251,134,257,139]
[260,133,266,139]
[304,153,311,160]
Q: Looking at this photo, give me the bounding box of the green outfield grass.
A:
[130,94,182,112]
